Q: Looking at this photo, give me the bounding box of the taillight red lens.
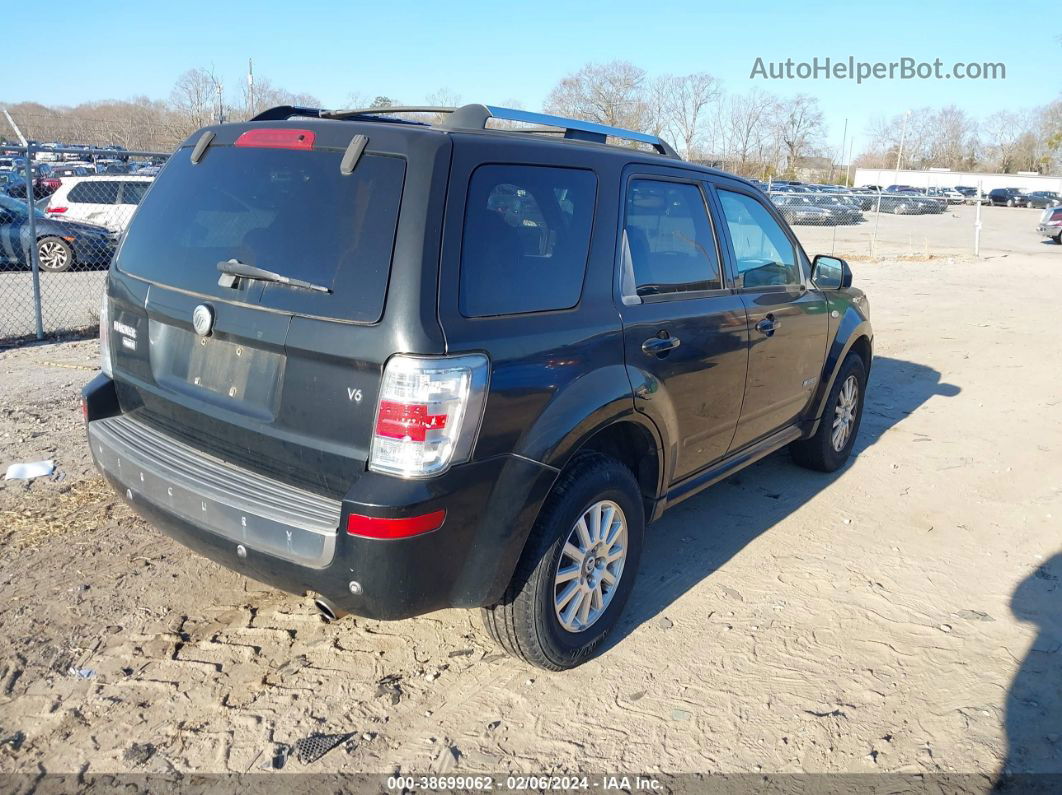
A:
[47,206,67,213]
[347,510,446,539]
[234,128,315,150]
[375,400,448,442]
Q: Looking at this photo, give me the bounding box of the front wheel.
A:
[481,454,644,670]
[37,237,74,272]
[791,353,867,472]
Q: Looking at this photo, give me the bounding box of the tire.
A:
[790,353,867,473]
[1007,199,1015,207]
[1053,234,1061,245]
[480,453,644,670]
[37,236,74,272]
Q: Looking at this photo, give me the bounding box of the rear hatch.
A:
[106,120,446,498]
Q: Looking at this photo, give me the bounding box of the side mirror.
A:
[811,254,852,290]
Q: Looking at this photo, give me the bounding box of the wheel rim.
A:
[832,375,859,452]
[38,241,69,270]
[553,499,627,633]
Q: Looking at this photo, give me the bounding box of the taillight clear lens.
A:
[99,291,113,377]
[369,354,489,478]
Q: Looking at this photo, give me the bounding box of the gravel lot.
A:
[0,237,1059,780]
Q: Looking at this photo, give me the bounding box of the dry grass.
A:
[0,477,129,551]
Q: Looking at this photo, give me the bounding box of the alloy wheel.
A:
[553,499,627,633]
[38,240,70,271]
[832,375,859,452]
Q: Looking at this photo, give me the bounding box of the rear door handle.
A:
[641,335,681,356]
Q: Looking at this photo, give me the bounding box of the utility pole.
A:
[215,80,225,125]
[845,138,854,186]
[893,110,910,187]
[247,58,255,118]
[1,107,27,146]
[832,117,847,183]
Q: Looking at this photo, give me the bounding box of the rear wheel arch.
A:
[566,419,663,520]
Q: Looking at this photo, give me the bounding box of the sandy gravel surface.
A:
[0,248,1059,781]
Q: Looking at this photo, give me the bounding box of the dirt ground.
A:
[0,239,1060,781]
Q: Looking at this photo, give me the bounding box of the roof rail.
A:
[251,103,681,158]
[444,105,680,158]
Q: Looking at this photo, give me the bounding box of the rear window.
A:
[69,181,119,204]
[116,144,405,323]
[459,164,596,317]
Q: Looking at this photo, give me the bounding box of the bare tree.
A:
[982,110,1025,172]
[725,88,775,173]
[544,61,648,130]
[170,68,222,133]
[653,72,720,159]
[772,94,824,175]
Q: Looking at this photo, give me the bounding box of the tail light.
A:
[47,206,67,214]
[369,354,489,478]
[99,291,113,378]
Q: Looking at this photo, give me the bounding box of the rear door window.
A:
[459,164,596,317]
[115,145,405,323]
[69,181,119,204]
[623,179,722,297]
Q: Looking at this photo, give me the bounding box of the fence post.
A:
[974,180,983,258]
[23,146,44,340]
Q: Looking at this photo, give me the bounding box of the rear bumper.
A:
[83,375,557,619]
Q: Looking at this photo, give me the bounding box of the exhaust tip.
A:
[313,597,347,623]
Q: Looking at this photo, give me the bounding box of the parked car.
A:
[1026,191,1061,209]
[0,193,114,271]
[50,164,93,179]
[954,186,983,204]
[769,194,836,224]
[814,195,864,223]
[927,188,963,205]
[83,104,873,670]
[0,156,28,171]
[988,188,1028,207]
[2,165,61,201]
[1037,206,1062,243]
[44,175,153,233]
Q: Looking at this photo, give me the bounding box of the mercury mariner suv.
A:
[83,104,873,670]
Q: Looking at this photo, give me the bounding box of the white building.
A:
[852,167,1062,194]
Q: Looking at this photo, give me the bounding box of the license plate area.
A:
[149,320,285,420]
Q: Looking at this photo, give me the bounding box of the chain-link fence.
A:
[760,184,991,260]
[0,144,169,345]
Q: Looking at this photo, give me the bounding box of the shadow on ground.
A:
[998,552,1062,782]
[607,355,961,647]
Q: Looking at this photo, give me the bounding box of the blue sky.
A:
[4,0,1055,154]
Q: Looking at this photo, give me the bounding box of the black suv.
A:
[83,104,873,670]
[988,187,1028,207]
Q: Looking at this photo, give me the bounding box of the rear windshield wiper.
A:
[217,259,331,293]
